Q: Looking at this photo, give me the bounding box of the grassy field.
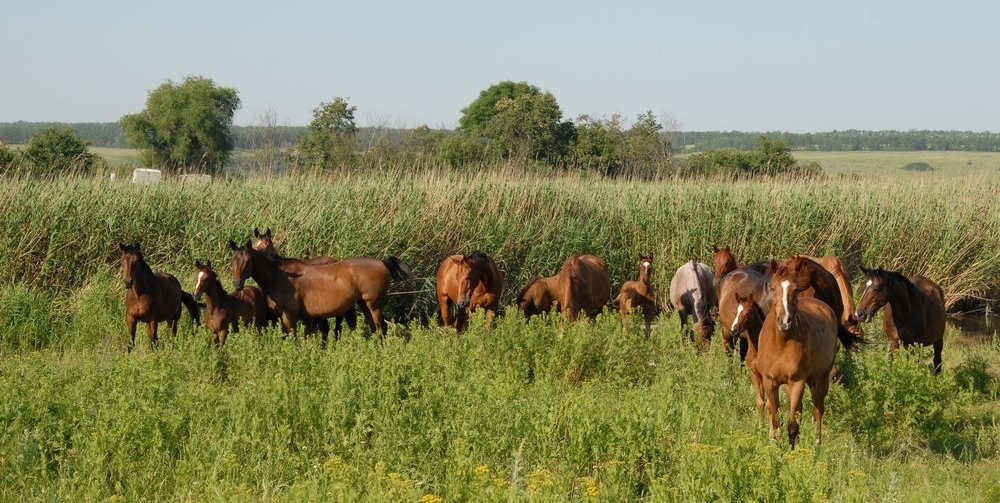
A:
[796,150,1000,176]
[1,161,999,501]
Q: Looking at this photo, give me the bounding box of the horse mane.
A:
[867,267,924,303]
[466,250,490,262]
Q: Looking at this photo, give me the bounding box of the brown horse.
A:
[800,254,863,336]
[855,267,946,373]
[250,227,355,337]
[757,258,841,449]
[120,243,200,351]
[435,251,504,332]
[194,260,272,347]
[712,245,741,285]
[557,254,611,322]
[613,253,658,337]
[731,290,766,426]
[717,267,772,358]
[668,260,717,347]
[230,240,413,340]
[515,275,560,319]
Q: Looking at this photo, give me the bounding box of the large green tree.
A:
[292,97,360,170]
[459,81,573,163]
[120,76,240,175]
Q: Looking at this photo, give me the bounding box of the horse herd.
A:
[119,231,948,449]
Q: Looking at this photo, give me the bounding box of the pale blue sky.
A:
[3,0,997,132]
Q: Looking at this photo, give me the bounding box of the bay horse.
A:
[557,254,611,322]
[119,243,200,351]
[435,250,504,332]
[613,253,658,337]
[229,240,413,341]
[717,266,772,358]
[194,260,272,347]
[757,258,841,449]
[515,274,560,319]
[250,227,355,338]
[668,260,717,347]
[731,290,766,426]
[712,245,741,285]
[855,267,946,373]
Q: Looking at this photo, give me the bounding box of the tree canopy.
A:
[292,97,360,170]
[120,76,240,175]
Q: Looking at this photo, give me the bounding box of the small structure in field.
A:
[131,168,162,183]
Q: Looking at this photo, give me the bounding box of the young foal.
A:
[613,253,658,337]
[194,260,271,347]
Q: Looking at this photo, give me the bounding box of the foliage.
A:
[458,81,573,163]
[903,161,934,171]
[0,144,23,175]
[684,135,819,177]
[119,76,240,175]
[20,127,103,177]
[291,97,360,171]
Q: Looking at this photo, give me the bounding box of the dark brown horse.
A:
[613,253,658,337]
[250,227,355,337]
[855,267,946,373]
[557,254,611,322]
[515,275,560,319]
[435,251,504,332]
[668,260,717,347]
[120,243,200,351]
[194,260,272,347]
[230,240,413,340]
[731,290,766,426]
[757,259,841,449]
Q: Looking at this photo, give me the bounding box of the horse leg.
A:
[147,321,159,349]
[127,316,138,352]
[785,380,806,449]
[763,377,781,442]
[438,294,452,328]
[456,308,469,332]
[217,328,228,348]
[932,339,943,374]
[810,377,831,450]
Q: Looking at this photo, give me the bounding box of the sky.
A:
[2,0,998,133]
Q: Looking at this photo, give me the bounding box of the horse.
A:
[855,267,946,373]
[712,245,741,285]
[119,243,200,351]
[613,253,658,337]
[668,260,717,347]
[250,227,355,337]
[799,254,863,336]
[229,240,413,341]
[717,266,772,358]
[194,260,272,347]
[515,275,560,319]
[435,251,504,332]
[757,258,841,449]
[557,254,611,322]
[731,290,766,426]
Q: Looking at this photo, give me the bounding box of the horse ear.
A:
[206,260,212,268]
[228,239,238,251]
[265,227,272,237]
[119,243,127,252]
[195,260,202,267]
[244,240,252,249]
[769,259,779,272]
[254,228,261,238]
[713,245,719,253]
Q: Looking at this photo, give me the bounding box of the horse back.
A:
[558,255,610,315]
[910,275,946,342]
[761,296,838,381]
[669,261,716,312]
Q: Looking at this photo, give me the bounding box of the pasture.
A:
[1,161,1000,500]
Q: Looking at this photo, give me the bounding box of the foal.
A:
[194,260,271,347]
[613,253,658,337]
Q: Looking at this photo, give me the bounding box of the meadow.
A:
[1,156,1000,501]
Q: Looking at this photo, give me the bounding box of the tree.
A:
[22,127,101,177]
[459,81,572,163]
[622,111,670,177]
[120,76,240,175]
[572,114,625,174]
[292,97,360,170]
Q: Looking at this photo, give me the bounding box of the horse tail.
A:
[836,325,866,352]
[181,290,201,325]
[383,256,414,281]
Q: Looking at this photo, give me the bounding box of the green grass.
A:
[795,150,1000,176]
[1,162,999,500]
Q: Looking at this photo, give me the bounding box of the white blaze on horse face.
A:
[642,261,651,268]
[195,270,208,293]
[781,279,792,316]
[732,304,745,331]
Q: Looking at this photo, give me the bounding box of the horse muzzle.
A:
[123,278,133,289]
[234,279,245,291]
[855,310,872,323]
[777,317,792,332]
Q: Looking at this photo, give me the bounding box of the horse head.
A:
[638,253,654,284]
[855,267,891,323]
[193,260,215,300]
[770,259,801,332]
[229,239,254,290]
[252,227,274,253]
[119,242,142,289]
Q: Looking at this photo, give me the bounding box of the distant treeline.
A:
[2,121,999,152]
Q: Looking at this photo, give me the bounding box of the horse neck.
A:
[200,277,229,310]
[885,275,921,317]
[128,258,157,293]
[247,249,287,288]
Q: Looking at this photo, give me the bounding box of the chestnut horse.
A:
[557,254,611,322]
[855,267,946,373]
[250,227,355,338]
[120,243,200,351]
[194,260,272,347]
[668,260,717,347]
[717,267,772,358]
[435,250,504,332]
[230,240,413,340]
[613,253,658,337]
[757,259,841,449]
[515,275,560,319]
[712,245,741,285]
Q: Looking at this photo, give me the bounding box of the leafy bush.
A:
[21,127,103,177]
[902,161,934,171]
